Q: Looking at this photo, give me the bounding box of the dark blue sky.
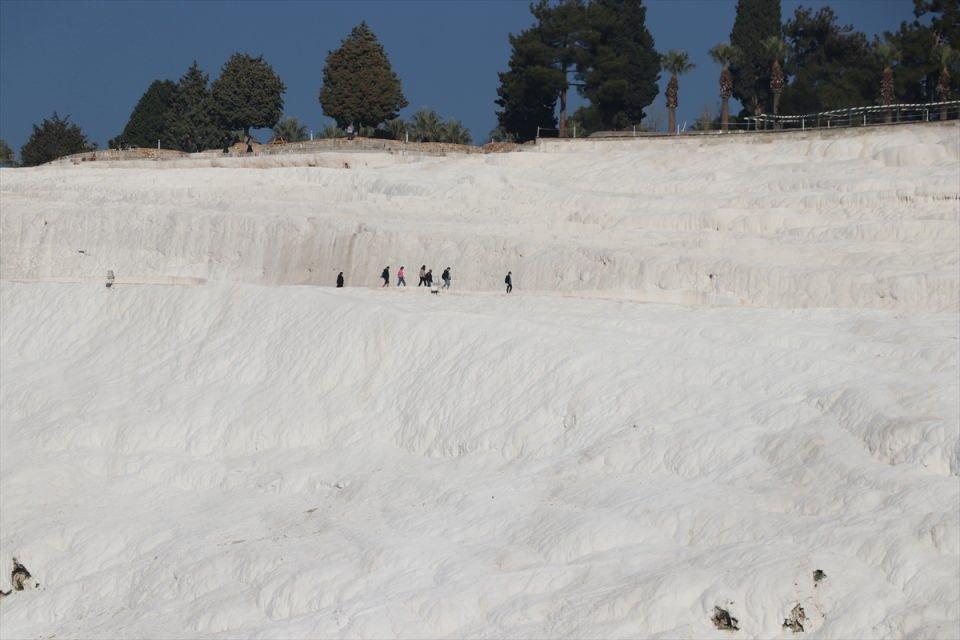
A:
[1,0,914,154]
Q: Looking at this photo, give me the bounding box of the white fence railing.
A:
[745,100,960,131]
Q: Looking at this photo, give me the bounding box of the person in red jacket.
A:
[397,266,406,286]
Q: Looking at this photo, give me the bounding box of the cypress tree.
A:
[211,53,286,139]
[168,61,224,152]
[320,22,408,129]
[729,0,782,115]
[111,79,178,149]
[20,112,96,166]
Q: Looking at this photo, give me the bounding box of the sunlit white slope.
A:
[1,282,957,638]
[2,123,957,311]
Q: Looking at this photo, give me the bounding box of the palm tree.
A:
[408,108,445,142]
[709,43,738,132]
[935,43,955,121]
[763,37,789,128]
[442,120,473,145]
[661,50,695,135]
[385,118,408,141]
[271,117,308,143]
[876,43,899,123]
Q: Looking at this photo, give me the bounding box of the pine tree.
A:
[167,61,224,152]
[729,0,782,116]
[882,1,960,104]
[0,138,14,164]
[579,0,660,130]
[320,23,408,129]
[20,112,96,166]
[110,79,178,149]
[779,7,879,114]
[495,28,565,142]
[211,53,286,140]
[531,0,588,137]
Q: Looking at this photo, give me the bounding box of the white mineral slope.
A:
[2,123,958,311]
[0,282,958,639]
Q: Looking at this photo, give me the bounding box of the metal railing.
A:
[543,101,960,139]
[745,100,960,131]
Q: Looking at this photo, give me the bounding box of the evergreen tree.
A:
[271,116,309,142]
[168,61,224,152]
[883,0,960,103]
[579,0,660,130]
[320,22,408,129]
[495,28,565,142]
[531,0,588,136]
[212,53,286,140]
[0,138,14,164]
[729,0,782,115]
[779,7,879,114]
[20,112,96,166]
[110,79,177,149]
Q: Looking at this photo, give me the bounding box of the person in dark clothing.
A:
[425,269,433,287]
[505,271,513,293]
[441,267,451,289]
[418,265,427,287]
[381,266,390,287]
[336,272,344,288]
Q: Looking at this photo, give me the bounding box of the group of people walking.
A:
[336,266,513,293]
[381,265,454,289]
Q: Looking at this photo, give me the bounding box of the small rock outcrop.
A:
[712,606,739,631]
[783,603,806,633]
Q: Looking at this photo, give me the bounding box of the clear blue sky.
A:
[1,0,914,154]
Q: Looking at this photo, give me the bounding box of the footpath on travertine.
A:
[1,122,957,312]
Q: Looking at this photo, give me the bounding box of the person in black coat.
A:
[336,272,344,288]
[381,266,390,287]
[425,269,433,287]
[505,271,512,293]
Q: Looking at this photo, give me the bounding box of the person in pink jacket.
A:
[397,266,406,286]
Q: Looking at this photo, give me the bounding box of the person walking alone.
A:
[381,266,390,287]
[397,266,406,287]
[418,265,427,287]
[505,271,513,293]
[441,267,451,290]
[336,272,344,288]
